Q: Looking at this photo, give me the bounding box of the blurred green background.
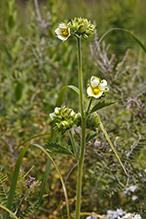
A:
[0,0,146,218]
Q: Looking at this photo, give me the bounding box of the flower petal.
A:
[57,35,68,41]
[59,23,67,29]
[91,77,100,88]
[99,83,105,91]
[55,107,60,113]
[99,79,108,91]
[87,86,92,96]
[101,79,107,86]
[55,27,61,35]
[50,112,55,120]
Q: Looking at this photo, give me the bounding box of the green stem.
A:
[69,130,79,160]
[77,37,84,116]
[76,117,86,219]
[75,37,86,219]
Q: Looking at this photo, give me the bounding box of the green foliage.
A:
[127,134,146,161]
[90,101,115,114]
[88,23,146,216]
[0,0,146,218]
[43,142,75,157]
[86,132,97,144]
[0,173,9,206]
[103,0,137,56]
[11,171,40,218]
[86,114,100,132]
[83,132,146,216]
[0,170,41,219]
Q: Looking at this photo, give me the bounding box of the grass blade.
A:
[79,212,107,219]
[35,158,52,218]
[0,204,19,219]
[13,132,50,153]
[99,121,128,176]
[99,28,146,53]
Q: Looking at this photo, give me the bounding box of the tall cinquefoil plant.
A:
[49,17,113,219]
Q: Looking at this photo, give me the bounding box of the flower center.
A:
[93,87,100,95]
[61,29,69,37]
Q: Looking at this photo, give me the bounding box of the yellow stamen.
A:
[61,29,69,37]
[93,88,100,95]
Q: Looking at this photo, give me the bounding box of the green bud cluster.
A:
[50,106,100,133]
[49,106,81,134]
[68,17,96,39]
[86,114,100,131]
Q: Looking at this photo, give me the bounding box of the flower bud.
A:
[49,106,80,134]
[82,33,88,39]
[86,114,100,131]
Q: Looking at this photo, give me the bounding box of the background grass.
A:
[0,0,146,218]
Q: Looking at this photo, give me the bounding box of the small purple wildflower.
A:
[25,176,35,188]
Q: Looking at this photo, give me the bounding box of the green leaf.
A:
[0,204,19,219]
[55,86,68,107]
[15,81,23,101]
[0,173,8,205]
[74,129,81,141]
[8,15,15,29]
[90,101,115,114]
[35,158,51,219]
[86,132,97,144]
[55,85,87,107]
[43,142,75,157]
[99,121,128,176]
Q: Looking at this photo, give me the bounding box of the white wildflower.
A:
[55,23,70,41]
[87,76,108,99]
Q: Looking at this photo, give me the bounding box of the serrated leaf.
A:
[90,101,115,114]
[86,132,97,144]
[43,142,75,157]
[74,129,81,141]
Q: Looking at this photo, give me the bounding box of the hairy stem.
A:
[75,37,86,219]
